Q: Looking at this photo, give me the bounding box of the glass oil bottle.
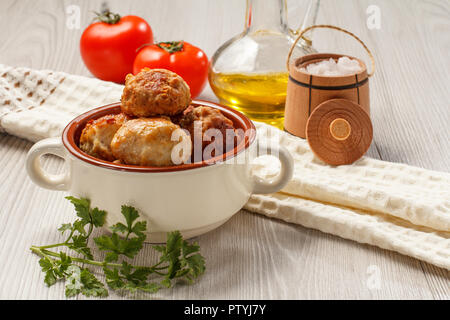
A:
[209,0,319,128]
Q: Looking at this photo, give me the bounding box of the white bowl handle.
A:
[252,141,294,194]
[26,137,70,191]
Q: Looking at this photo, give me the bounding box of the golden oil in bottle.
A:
[208,71,288,129]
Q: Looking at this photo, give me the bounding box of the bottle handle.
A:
[286,24,376,77]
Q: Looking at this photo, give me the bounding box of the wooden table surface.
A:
[0,0,449,299]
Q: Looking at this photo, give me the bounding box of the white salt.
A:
[300,57,363,76]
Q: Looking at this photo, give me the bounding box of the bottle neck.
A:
[245,0,288,33]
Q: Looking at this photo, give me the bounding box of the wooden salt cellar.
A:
[285,52,370,139]
[306,98,373,165]
[284,25,375,166]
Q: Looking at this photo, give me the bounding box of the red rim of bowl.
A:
[62,100,256,172]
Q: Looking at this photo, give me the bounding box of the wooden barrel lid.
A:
[306,98,373,165]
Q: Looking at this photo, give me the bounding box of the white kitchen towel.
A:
[0,64,122,141]
[247,128,450,270]
[1,64,449,270]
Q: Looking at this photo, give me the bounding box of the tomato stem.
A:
[93,10,121,24]
[157,41,184,53]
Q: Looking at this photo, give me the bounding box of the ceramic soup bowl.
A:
[26,101,294,242]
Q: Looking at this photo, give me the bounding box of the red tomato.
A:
[80,12,153,84]
[133,41,209,98]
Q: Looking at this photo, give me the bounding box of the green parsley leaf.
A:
[104,252,119,263]
[65,265,82,297]
[57,252,72,273]
[95,234,144,260]
[64,266,107,298]
[131,221,147,239]
[110,222,127,234]
[139,282,161,293]
[91,207,107,227]
[65,196,91,223]
[44,271,57,287]
[58,223,72,234]
[103,266,124,290]
[184,253,206,279]
[80,268,108,297]
[161,278,171,288]
[121,205,139,232]
[69,245,94,260]
[72,220,88,235]
[182,241,201,257]
[32,196,205,298]
[71,235,87,248]
[39,257,53,273]
[152,245,165,253]
[94,208,146,261]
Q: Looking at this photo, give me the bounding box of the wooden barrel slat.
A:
[285,53,370,139]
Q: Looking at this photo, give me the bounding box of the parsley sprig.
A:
[30,196,205,298]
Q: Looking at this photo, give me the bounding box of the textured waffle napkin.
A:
[248,127,450,270]
[1,64,449,270]
[0,64,122,141]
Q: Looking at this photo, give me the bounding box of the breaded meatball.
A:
[178,106,237,159]
[121,68,191,117]
[79,113,129,161]
[110,118,191,166]
[170,104,195,125]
